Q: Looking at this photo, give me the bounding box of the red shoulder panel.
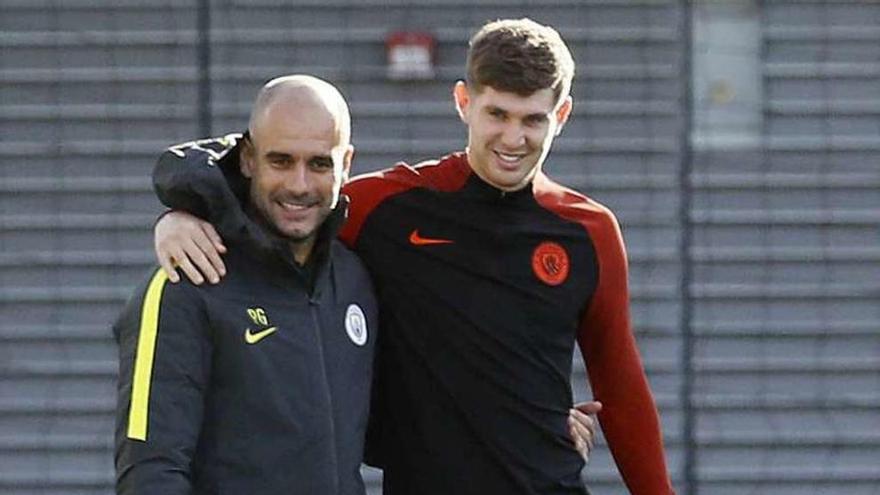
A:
[339,153,471,248]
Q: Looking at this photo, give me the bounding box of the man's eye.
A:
[310,159,334,170]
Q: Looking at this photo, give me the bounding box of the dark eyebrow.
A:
[264,151,292,161]
[309,155,334,165]
[524,113,549,122]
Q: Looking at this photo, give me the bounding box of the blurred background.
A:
[0,0,878,494]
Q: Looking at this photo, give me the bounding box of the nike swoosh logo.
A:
[409,229,454,246]
[244,326,278,344]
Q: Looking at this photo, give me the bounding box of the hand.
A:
[568,400,602,462]
[155,210,227,284]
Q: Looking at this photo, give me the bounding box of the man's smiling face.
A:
[455,82,571,192]
[241,96,351,248]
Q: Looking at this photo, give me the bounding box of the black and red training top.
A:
[340,152,673,495]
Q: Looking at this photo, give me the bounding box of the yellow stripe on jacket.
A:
[127,268,169,441]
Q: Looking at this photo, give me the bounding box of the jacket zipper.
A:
[310,298,340,494]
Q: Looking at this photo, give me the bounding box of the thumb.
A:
[573,400,603,415]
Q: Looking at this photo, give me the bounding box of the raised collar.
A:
[453,153,537,203]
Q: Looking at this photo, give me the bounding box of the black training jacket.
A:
[115,135,378,495]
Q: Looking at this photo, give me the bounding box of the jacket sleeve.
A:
[576,212,675,495]
[152,134,254,241]
[114,269,213,495]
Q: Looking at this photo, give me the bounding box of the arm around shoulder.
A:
[152,134,247,231]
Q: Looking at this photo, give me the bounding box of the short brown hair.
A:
[466,18,575,105]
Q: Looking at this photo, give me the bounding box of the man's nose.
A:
[285,162,311,194]
[500,123,526,148]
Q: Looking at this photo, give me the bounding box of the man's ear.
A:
[453,81,471,123]
[554,96,573,136]
[239,137,254,179]
[341,144,354,182]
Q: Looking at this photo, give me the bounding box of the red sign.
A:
[386,31,436,80]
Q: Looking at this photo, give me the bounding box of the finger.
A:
[175,251,205,285]
[569,408,596,433]
[567,427,589,459]
[569,414,594,443]
[571,416,595,450]
[200,221,227,254]
[569,410,595,431]
[569,423,582,448]
[183,238,221,284]
[158,253,180,283]
[192,226,227,278]
[571,427,589,461]
[568,411,596,451]
[154,230,180,283]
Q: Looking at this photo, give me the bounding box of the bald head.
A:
[239,75,355,263]
[249,74,351,146]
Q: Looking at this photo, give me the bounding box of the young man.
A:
[115,76,378,494]
[152,19,673,494]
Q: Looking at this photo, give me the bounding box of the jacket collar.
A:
[456,154,538,203]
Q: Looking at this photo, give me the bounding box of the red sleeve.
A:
[577,208,675,495]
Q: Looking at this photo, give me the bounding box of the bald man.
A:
[113,76,378,495]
